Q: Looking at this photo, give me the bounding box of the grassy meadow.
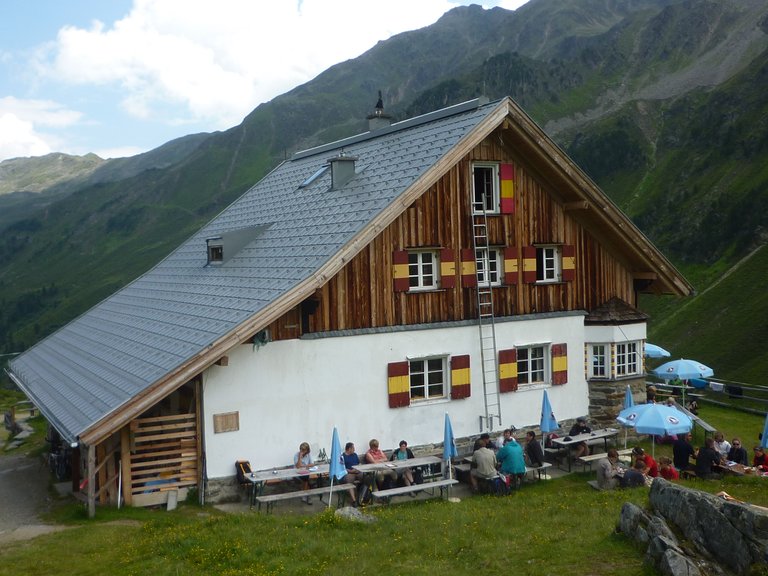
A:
[0,403,766,576]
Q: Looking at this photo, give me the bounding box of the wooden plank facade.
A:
[266,129,637,340]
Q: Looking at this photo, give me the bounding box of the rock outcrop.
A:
[618,479,768,575]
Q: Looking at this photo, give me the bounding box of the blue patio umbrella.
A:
[624,385,634,410]
[761,413,768,450]
[328,427,346,508]
[652,358,714,406]
[652,358,714,380]
[644,343,671,358]
[443,413,458,481]
[540,390,559,436]
[617,403,692,457]
[621,385,634,448]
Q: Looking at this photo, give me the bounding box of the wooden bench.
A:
[525,462,552,480]
[454,462,551,481]
[576,448,634,470]
[254,483,354,514]
[370,478,458,503]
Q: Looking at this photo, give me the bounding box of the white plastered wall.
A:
[202,313,590,479]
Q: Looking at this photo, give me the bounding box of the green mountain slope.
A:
[1,0,767,385]
[641,245,768,384]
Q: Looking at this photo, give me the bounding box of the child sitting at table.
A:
[658,456,679,480]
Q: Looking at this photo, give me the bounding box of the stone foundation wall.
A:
[587,376,645,435]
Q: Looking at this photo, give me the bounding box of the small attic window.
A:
[299,165,329,188]
[206,237,223,265]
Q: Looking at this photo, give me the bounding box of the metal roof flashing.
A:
[291,96,493,161]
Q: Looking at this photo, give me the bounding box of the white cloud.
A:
[0,114,51,160]
[0,97,82,160]
[39,0,485,129]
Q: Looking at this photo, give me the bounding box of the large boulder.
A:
[617,479,768,575]
[649,479,767,574]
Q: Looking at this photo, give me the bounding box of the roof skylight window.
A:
[299,165,329,188]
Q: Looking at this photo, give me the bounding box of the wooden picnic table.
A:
[551,428,619,472]
[353,456,455,503]
[247,463,330,509]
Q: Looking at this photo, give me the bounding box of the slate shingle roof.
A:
[8,98,499,444]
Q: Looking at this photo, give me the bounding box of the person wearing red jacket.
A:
[658,456,679,480]
[753,446,767,468]
[632,446,659,477]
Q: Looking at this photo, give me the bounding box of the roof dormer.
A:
[205,224,271,266]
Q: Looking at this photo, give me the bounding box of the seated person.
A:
[631,446,659,477]
[695,437,723,479]
[753,445,767,468]
[672,433,698,472]
[568,417,591,459]
[525,430,545,467]
[341,442,364,506]
[658,456,679,480]
[473,432,492,452]
[727,437,748,465]
[713,431,731,460]
[687,398,699,415]
[646,385,657,403]
[621,459,649,488]
[294,441,316,505]
[365,438,397,490]
[495,429,514,451]
[596,448,624,490]
[390,440,416,491]
[496,437,526,489]
[470,436,498,493]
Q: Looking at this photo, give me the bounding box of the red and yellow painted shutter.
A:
[387,361,410,408]
[440,248,456,289]
[561,244,575,281]
[450,355,471,399]
[551,343,568,385]
[498,348,518,392]
[460,249,477,287]
[522,246,537,283]
[392,250,409,292]
[500,163,515,214]
[503,246,518,285]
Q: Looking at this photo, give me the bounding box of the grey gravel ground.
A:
[0,452,65,544]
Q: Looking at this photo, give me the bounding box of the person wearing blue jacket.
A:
[496,437,526,489]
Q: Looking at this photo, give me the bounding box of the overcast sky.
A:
[0,0,529,162]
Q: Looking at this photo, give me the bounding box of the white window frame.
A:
[408,355,448,402]
[408,250,439,291]
[476,247,503,287]
[615,341,640,377]
[589,344,609,379]
[516,344,548,387]
[536,245,561,283]
[471,162,500,214]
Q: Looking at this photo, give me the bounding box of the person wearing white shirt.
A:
[713,431,731,459]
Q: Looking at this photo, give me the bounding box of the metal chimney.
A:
[328,152,357,190]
